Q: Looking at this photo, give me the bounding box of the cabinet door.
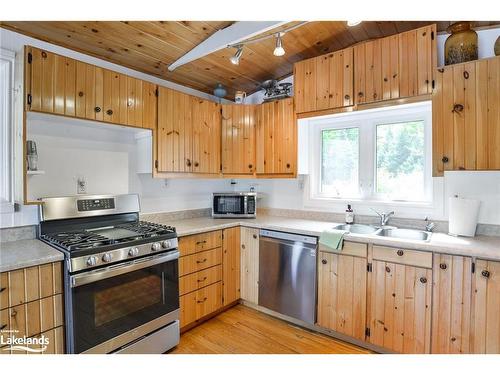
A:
[192,98,221,174]
[354,39,382,104]
[369,260,432,353]
[329,48,354,108]
[195,282,222,320]
[221,104,256,175]
[102,69,121,124]
[471,259,500,353]
[240,227,259,304]
[222,227,241,306]
[157,87,193,173]
[431,254,472,353]
[317,252,367,340]
[293,58,317,113]
[142,81,157,130]
[126,76,143,128]
[381,34,400,101]
[256,98,296,175]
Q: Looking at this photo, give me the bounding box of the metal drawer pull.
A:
[10,310,17,317]
[440,263,447,270]
[385,266,391,273]
[196,240,207,245]
[481,270,490,278]
[196,258,208,264]
[396,250,404,256]
[321,259,327,265]
[0,287,6,293]
[196,297,208,304]
[197,277,208,282]
[0,324,7,330]
[420,277,428,284]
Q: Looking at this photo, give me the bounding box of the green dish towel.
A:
[319,229,347,252]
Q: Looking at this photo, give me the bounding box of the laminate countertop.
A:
[157,215,500,261]
[0,239,64,273]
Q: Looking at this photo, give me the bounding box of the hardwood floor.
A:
[171,305,373,354]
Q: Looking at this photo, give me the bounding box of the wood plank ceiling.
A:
[1,21,498,99]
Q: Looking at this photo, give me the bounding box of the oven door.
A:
[213,195,245,216]
[68,251,179,354]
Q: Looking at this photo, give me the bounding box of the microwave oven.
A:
[212,192,257,218]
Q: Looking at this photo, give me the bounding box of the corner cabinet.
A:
[26,46,157,129]
[256,98,297,176]
[317,242,367,341]
[432,56,500,176]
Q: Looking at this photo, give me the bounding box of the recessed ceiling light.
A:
[347,21,362,27]
[273,34,285,56]
[230,46,243,65]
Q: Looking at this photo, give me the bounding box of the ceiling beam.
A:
[167,21,287,71]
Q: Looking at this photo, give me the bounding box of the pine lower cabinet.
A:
[368,246,433,353]
[317,242,367,340]
[222,227,241,306]
[256,98,297,176]
[0,262,64,354]
[221,105,257,175]
[471,259,500,353]
[178,230,223,329]
[432,56,500,176]
[240,227,259,304]
[431,254,472,353]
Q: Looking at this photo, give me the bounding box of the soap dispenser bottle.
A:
[345,204,354,224]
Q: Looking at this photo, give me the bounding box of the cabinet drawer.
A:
[179,281,222,328]
[178,230,222,257]
[178,248,222,277]
[319,241,367,258]
[179,265,222,296]
[372,245,432,269]
[0,262,63,309]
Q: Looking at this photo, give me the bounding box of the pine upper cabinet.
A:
[221,104,256,175]
[192,98,221,174]
[317,242,367,341]
[369,246,433,353]
[222,227,241,306]
[294,47,353,114]
[432,56,500,176]
[240,227,259,304]
[471,259,500,353]
[157,87,193,173]
[256,98,297,176]
[354,24,435,105]
[431,254,472,354]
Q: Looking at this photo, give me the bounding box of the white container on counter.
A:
[448,196,481,237]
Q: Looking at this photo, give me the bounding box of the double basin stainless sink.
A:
[332,223,431,242]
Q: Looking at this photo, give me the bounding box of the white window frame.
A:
[308,101,432,207]
[0,48,16,213]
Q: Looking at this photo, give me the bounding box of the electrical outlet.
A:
[77,177,87,194]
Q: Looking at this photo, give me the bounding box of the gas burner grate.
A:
[41,231,113,251]
[115,221,175,237]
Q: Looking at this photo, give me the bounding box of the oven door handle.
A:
[70,250,179,288]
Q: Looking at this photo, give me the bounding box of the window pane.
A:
[321,127,359,198]
[376,121,425,200]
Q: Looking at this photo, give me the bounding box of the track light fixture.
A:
[230,46,243,65]
[273,33,285,56]
[347,20,362,27]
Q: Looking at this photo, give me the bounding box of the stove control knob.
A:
[128,247,139,257]
[102,253,112,263]
[86,256,98,267]
[161,240,172,249]
[151,242,161,252]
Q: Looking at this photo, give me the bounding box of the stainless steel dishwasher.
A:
[258,229,317,324]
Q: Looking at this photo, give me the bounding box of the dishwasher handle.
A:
[259,229,317,246]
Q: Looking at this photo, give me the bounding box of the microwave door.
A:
[214,196,244,215]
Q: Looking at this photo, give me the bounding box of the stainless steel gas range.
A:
[38,194,180,354]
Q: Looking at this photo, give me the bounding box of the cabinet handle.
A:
[41,51,47,58]
[463,71,469,79]
[442,156,449,163]
[420,277,428,284]
[197,277,208,283]
[248,164,253,169]
[286,163,291,169]
[321,259,327,265]
[358,91,364,97]
[0,287,6,293]
[196,258,207,264]
[440,263,448,270]
[196,240,207,245]
[0,324,7,330]
[383,77,388,82]
[481,270,490,278]
[253,234,257,239]
[196,297,208,304]
[241,244,246,249]
[452,104,464,113]
[385,266,391,273]
[186,159,192,167]
[78,91,84,97]
[373,92,378,99]
[344,94,350,100]
[194,162,199,167]
[106,109,113,116]
[396,250,404,256]
[94,106,101,113]
[10,310,17,317]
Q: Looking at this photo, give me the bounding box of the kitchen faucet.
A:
[371,208,395,226]
[425,217,436,232]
